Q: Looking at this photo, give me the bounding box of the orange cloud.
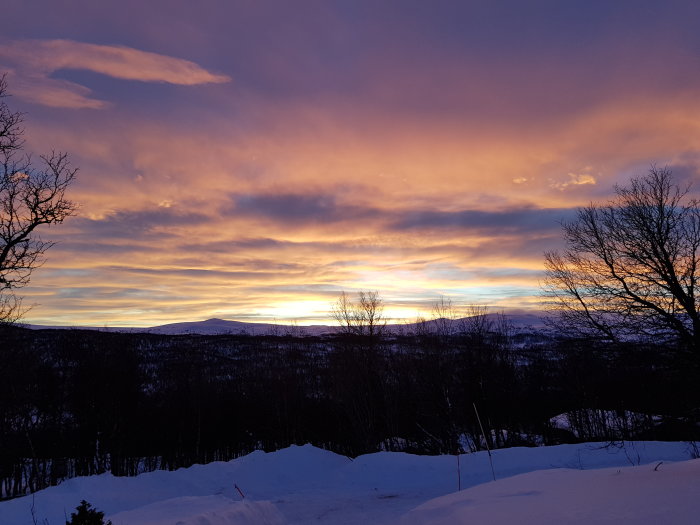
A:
[0,39,230,108]
[11,33,700,326]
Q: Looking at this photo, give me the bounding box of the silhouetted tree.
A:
[544,167,700,353]
[0,74,77,322]
[66,500,112,525]
[332,290,386,338]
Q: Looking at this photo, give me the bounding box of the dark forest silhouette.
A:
[2,323,698,500]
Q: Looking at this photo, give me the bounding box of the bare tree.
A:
[416,297,469,337]
[1,75,77,322]
[543,167,700,351]
[430,296,458,338]
[458,305,511,348]
[459,304,491,338]
[332,290,386,337]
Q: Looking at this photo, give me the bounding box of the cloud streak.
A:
[0,39,230,108]
[391,207,575,233]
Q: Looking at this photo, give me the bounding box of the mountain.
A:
[145,318,334,336]
[23,317,335,336]
[24,311,549,336]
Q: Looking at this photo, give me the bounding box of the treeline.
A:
[1,324,699,499]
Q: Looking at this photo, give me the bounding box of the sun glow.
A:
[255,300,333,325]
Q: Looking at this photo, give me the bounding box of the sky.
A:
[2,1,700,326]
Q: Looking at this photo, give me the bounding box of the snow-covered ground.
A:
[1,442,696,525]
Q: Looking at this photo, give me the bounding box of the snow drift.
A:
[0,441,695,525]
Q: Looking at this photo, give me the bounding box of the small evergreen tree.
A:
[66,500,112,525]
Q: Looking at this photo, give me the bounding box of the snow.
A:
[400,459,700,525]
[108,497,285,525]
[0,442,695,525]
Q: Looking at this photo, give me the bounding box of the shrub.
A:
[66,500,112,525]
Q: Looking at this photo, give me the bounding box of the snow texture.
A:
[400,459,700,525]
[108,496,285,525]
[0,441,695,525]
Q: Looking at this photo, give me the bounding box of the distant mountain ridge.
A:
[145,318,334,336]
[24,312,548,336]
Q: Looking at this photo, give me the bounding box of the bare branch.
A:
[0,75,77,323]
[332,290,386,337]
[543,167,700,351]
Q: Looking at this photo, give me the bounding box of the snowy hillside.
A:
[1,441,696,525]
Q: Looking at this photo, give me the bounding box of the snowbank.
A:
[0,441,694,525]
[400,458,700,525]
[108,496,285,525]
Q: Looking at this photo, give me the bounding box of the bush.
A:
[66,500,112,525]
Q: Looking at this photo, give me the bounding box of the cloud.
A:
[227,193,380,224]
[53,241,154,255]
[224,191,575,237]
[549,170,598,191]
[391,206,576,234]
[0,39,230,108]
[12,73,110,109]
[74,206,210,239]
[13,2,700,326]
[105,266,278,281]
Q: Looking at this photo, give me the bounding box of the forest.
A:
[2,320,698,500]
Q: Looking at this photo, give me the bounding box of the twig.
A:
[457,453,462,491]
[30,493,37,525]
[473,403,496,481]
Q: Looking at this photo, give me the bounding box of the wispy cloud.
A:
[0,39,230,108]
[73,206,211,240]
[549,169,598,191]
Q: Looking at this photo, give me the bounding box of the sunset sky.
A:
[2,1,700,326]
